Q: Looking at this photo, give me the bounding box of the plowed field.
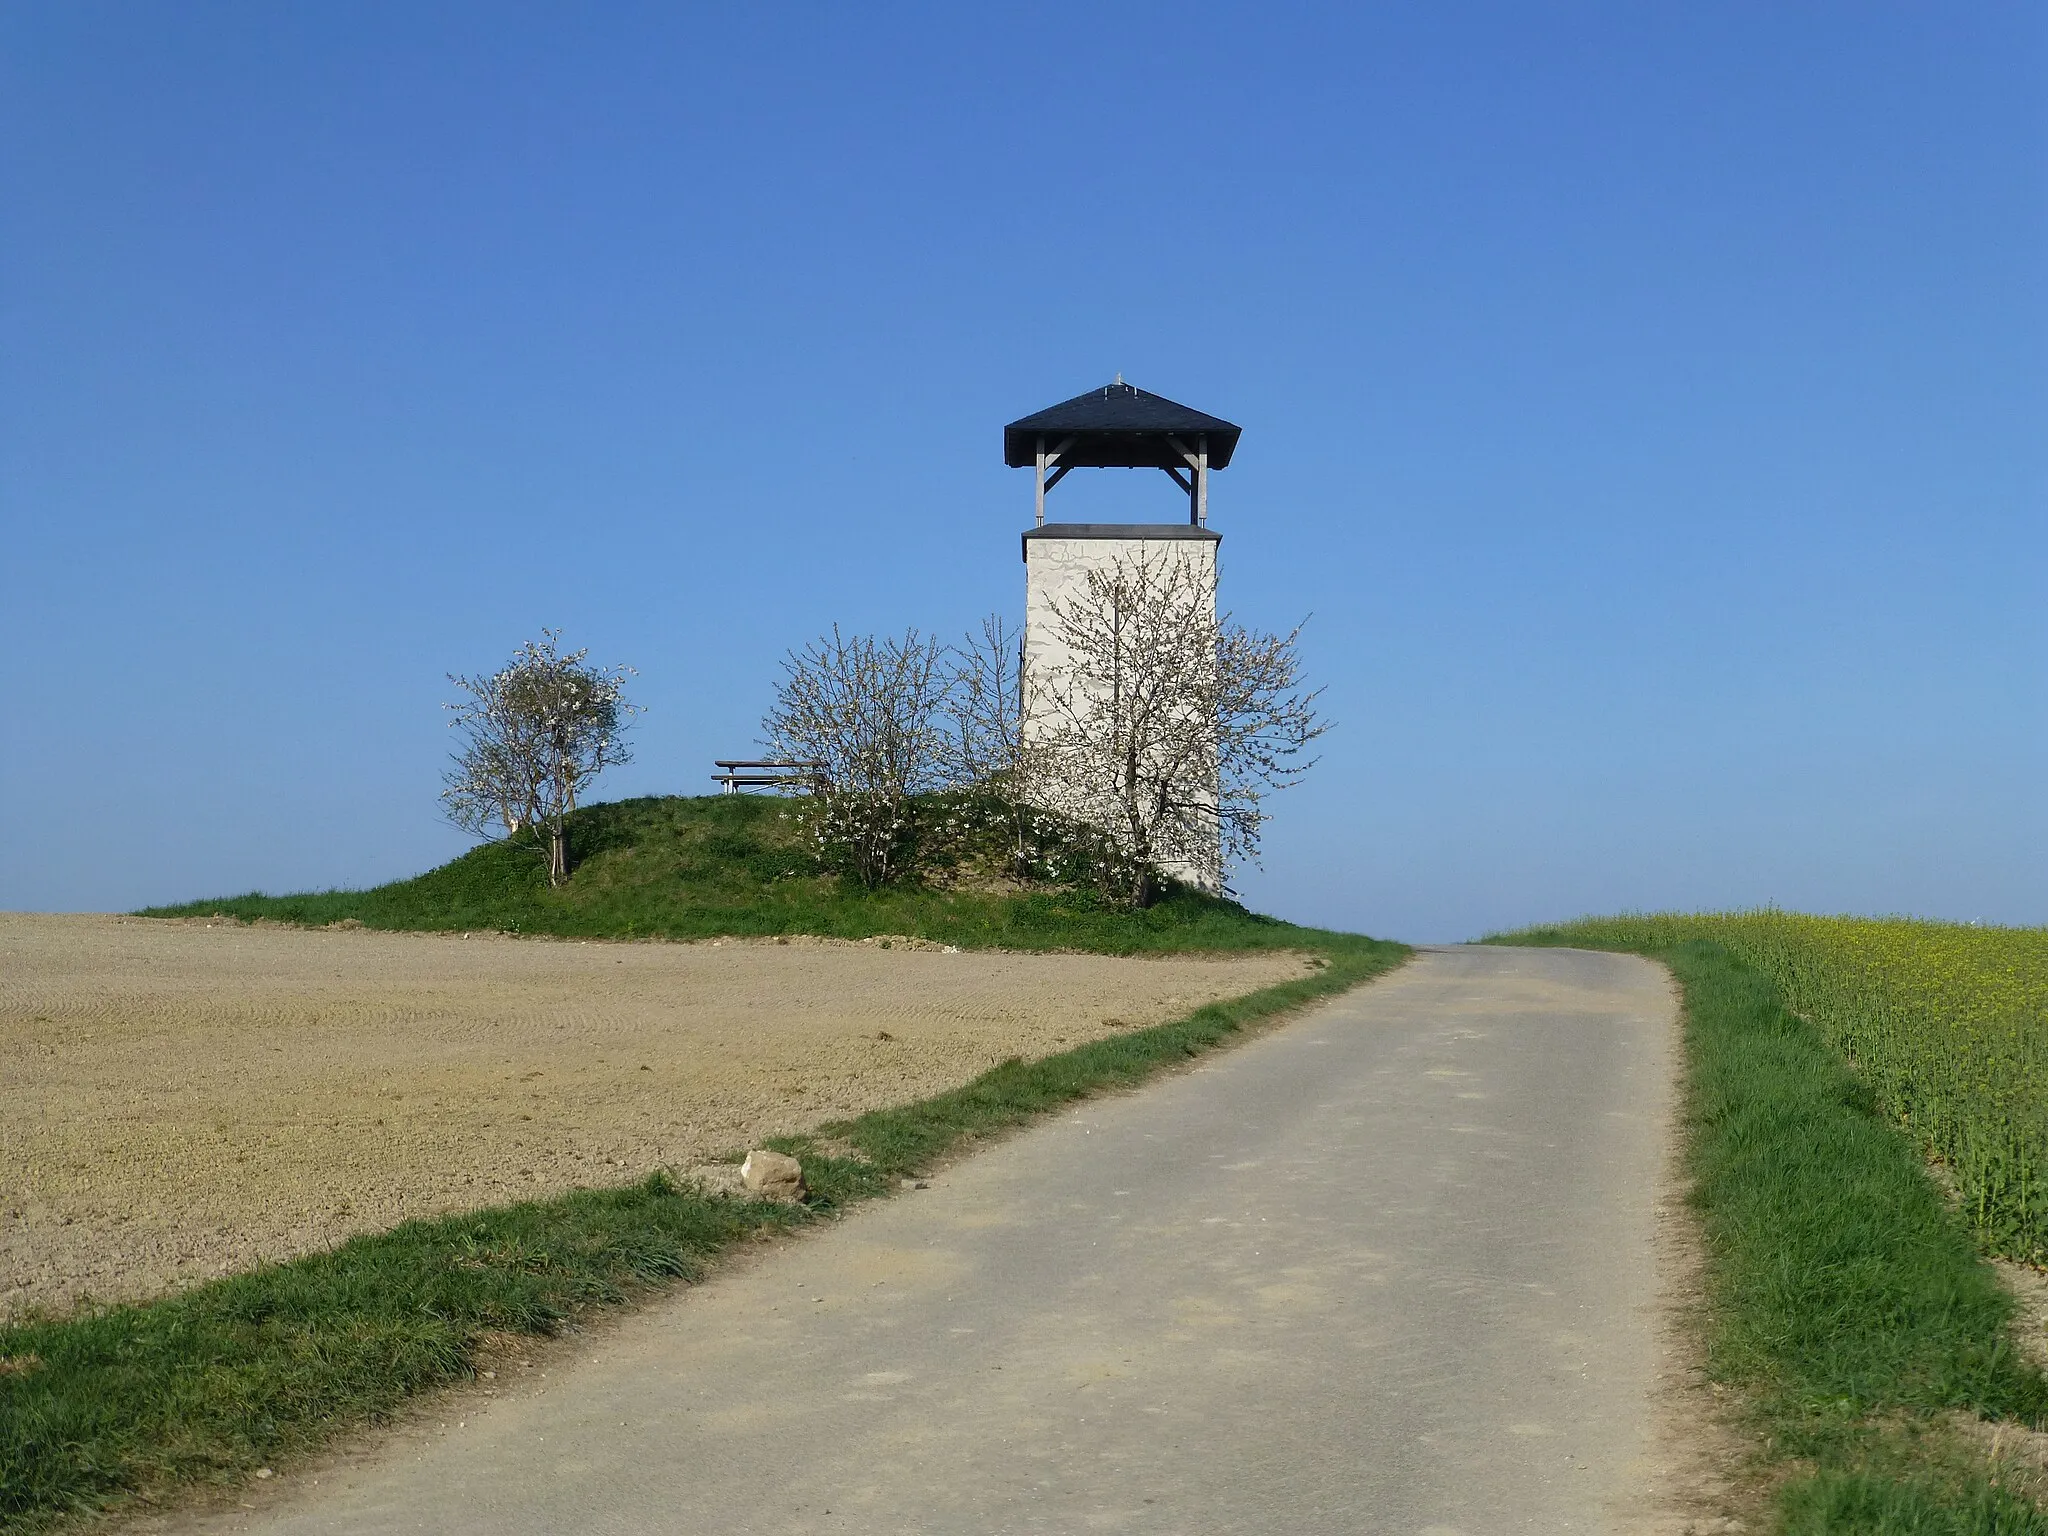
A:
[1,914,1307,1318]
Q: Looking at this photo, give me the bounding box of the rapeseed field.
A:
[1527,912,2048,1262]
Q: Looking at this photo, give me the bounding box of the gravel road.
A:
[168,944,1681,1535]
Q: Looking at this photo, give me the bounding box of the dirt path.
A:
[0,914,1306,1317]
[155,945,1684,1535]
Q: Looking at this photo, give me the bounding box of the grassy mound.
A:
[139,794,1331,954]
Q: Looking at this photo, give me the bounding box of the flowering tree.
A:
[441,631,638,886]
[1028,550,1327,907]
[762,626,950,888]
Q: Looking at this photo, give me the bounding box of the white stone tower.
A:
[1003,380,1243,892]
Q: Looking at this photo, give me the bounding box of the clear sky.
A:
[3,3,2042,942]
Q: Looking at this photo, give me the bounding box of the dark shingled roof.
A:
[1003,382,1241,470]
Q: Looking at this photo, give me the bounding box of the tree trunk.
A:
[548,824,569,887]
[1124,791,1154,908]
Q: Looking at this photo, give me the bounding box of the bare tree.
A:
[1028,550,1327,907]
[947,615,1025,785]
[942,614,1048,877]
[762,626,949,888]
[442,631,638,886]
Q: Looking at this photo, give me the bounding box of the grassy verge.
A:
[0,936,1405,1532]
[1497,926,2048,1533]
[137,795,1322,955]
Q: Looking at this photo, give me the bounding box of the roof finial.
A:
[1114,371,1123,386]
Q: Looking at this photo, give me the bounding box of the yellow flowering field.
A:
[1522,912,2048,1261]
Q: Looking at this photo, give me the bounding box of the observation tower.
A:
[1003,379,1242,890]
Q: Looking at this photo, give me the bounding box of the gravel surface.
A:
[0,914,1306,1318]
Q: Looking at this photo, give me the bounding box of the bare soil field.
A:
[1,914,1307,1319]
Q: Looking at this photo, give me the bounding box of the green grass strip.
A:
[796,939,1403,1183]
[1779,1468,2048,1535]
[0,936,1404,1532]
[1497,928,2048,1533]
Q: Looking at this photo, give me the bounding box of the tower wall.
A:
[1021,524,1222,892]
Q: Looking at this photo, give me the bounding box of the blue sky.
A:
[3,3,2042,942]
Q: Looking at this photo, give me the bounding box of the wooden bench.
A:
[711,759,826,794]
